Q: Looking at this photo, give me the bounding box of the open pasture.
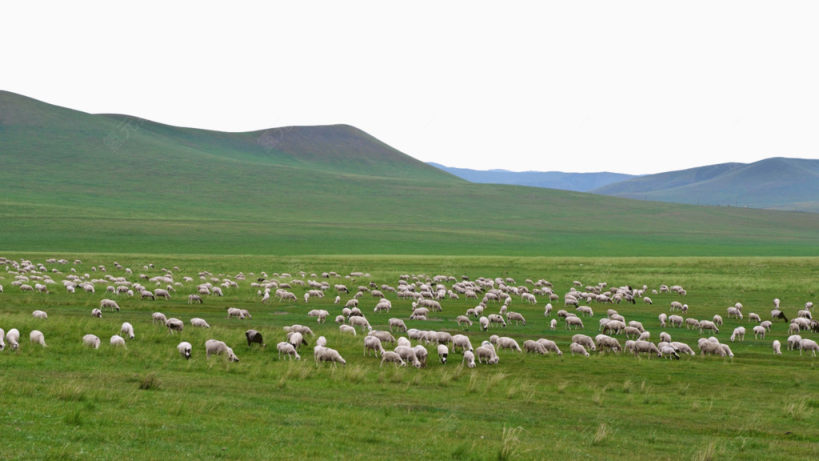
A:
[0,253,817,460]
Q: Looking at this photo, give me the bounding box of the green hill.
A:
[1,90,818,255]
[593,158,819,212]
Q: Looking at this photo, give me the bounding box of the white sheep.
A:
[572,334,596,351]
[799,338,818,356]
[569,343,589,357]
[749,313,761,323]
[121,322,135,339]
[177,341,192,359]
[277,342,301,360]
[671,342,695,356]
[658,313,667,328]
[496,337,522,352]
[452,334,473,352]
[479,316,489,331]
[752,325,766,339]
[348,315,371,331]
[380,350,405,367]
[29,330,47,347]
[32,310,48,319]
[659,332,672,343]
[83,334,101,349]
[339,325,356,335]
[110,335,127,348]
[772,340,782,355]
[463,350,476,368]
[166,318,184,334]
[730,327,745,342]
[363,336,384,357]
[91,308,102,318]
[475,345,499,364]
[787,335,802,350]
[205,339,239,362]
[100,299,120,311]
[550,319,557,330]
[537,338,563,356]
[0,328,5,351]
[190,318,211,328]
[389,318,408,332]
[565,316,584,330]
[152,312,167,324]
[594,334,621,353]
[414,345,429,367]
[660,344,680,360]
[5,328,21,351]
[288,331,308,349]
[314,346,346,366]
[523,340,548,354]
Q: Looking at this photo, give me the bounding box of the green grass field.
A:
[1,253,817,460]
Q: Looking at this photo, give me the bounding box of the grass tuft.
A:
[498,426,523,461]
[138,373,161,391]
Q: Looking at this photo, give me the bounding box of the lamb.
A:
[277,342,300,360]
[32,310,48,319]
[165,318,184,334]
[752,325,766,339]
[205,339,239,362]
[363,336,384,357]
[29,330,47,347]
[572,334,596,351]
[380,350,406,367]
[389,318,408,332]
[121,322,135,339]
[245,330,265,347]
[787,335,802,350]
[569,343,589,357]
[799,338,818,356]
[479,316,489,331]
[523,340,548,354]
[152,312,167,324]
[463,350,476,368]
[565,316,584,330]
[110,335,127,348]
[772,340,782,355]
[730,327,745,342]
[190,318,211,328]
[452,334,473,352]
[339,325,356,335]
[594,334,621,353]
[177,341,192,359]
[643,296,653,305]
[82,334,101,349]
[91,308,102,318]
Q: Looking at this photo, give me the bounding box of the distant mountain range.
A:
[426,163,635,192]
[592,157,819,212]
[429,158,819,213]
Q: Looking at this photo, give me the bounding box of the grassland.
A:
[2,90,819,256]
[0,253,817,460]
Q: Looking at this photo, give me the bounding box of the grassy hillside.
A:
[593,158,819,212]
[2,90,819,256]
[0,253,817,459]
[428,162,636,192]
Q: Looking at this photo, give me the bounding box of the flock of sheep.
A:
[1,257,818,370]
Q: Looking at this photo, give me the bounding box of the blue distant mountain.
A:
[426,163,636,192]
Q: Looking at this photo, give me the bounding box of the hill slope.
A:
[593,158,819,212]
[428,162,636,192]
[1,90,818,256]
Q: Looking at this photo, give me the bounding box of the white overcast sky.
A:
[4,1,819,174]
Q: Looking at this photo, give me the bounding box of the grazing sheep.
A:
[772,340,782,355]
[82,334,101,349]
[488,314,507,328]
[643,296,653,305]
[177,341,192,359]
[91,308,102,318]
[245,330,265,347]
[414,345,429,367]
[152,312,167,324]
[307,309,330,323]
[749,313,761,323]
[594,334,621,353]
[348,315,371,331]
[506,311,527,325]
[121,322,135,339]
[669,315,684,328]
[575,306,593,317]
[760,320,772,331]
[752,325,766,339]
[394,345,422,368]
[685,318,700,330]
[369,330,396,345]
[658,313,667,328]
[165,318,184,334]
[314,346,346,366]
[544,303,553,317]
[190,318,210,328]
[475,345,499,364]
[720,344,734,358]
[624,326,642,338]
[799,338,818,356]
[140,290,155,300]
[479,316,489,331]
[730,327,745,342]
[397,337,411,348]
[699,320,718,334]
[698,340,726,357]
[335,315,346,324]
[389,318,408,332]
[550,319,557,330]
[315,336,327,348]
[110,335,127,348]
[339,325,356,335]
[671,342,695,356]
[569,343,590,357]
[227,307,245,319]
[380,350,405,367]
[712,314,723,327]
[638,331,651,341]
[288,332,308,349]
[660,345,680,360]
[787,335,802,350]
[29,330,47,347]
[771,309,788,322]
[496,337,522,352]
[566,316,584,330]
[632,340,661,357]
[523,340,548,354]
[726,307,743,320]
[205,339,240,362]
[659,332,672,343]
[363,336,384,357]
[452,334,473,352]
[536,338,562,356]
[188,294,203,304]
[277,342,300,360]
[572,334,596,351]
[463,350,476,368]
[32,310,48,319]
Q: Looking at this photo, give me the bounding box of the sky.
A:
[3,1,819,174]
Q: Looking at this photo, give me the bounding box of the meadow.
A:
[0,253,817,460]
